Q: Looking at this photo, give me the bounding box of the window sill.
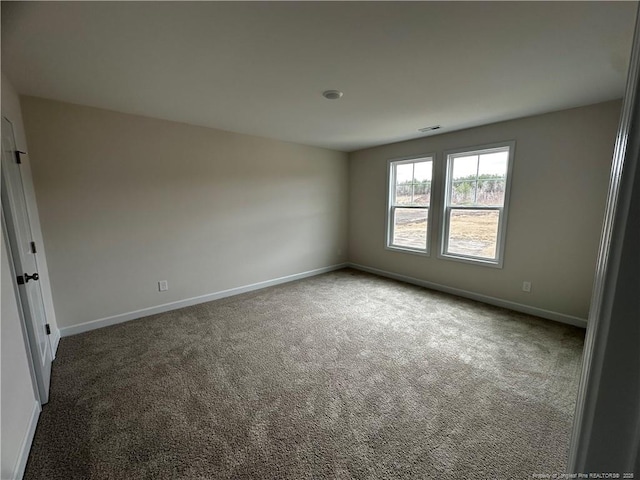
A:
[385,245,430,257]
[438,252,504,269]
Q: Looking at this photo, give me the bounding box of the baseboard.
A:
[349,262,588,328]
[60,263,348,337]
[11,400,40,480]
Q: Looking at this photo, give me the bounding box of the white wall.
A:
[349,101,621,322]
[20,96,349,331]
[1,74,45,480]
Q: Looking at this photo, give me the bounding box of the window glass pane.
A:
[393,207,428,250]
[395,185,412,205]
[478,151,508,177]
[451,179,476,206]
[476,179,506,206]
[450,155,478,206]
[476,151,508,206]
[452,155,478,180]
[414,160,432,206]
[393,160,432,207]
[413,181,431,206]
[395,163,413,185]
[413,161,432,182]
[447,209,499,259]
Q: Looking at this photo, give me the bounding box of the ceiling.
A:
[1,2,637,152]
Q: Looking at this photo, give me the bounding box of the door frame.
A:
[567,8,640,473]
[1,115,52,404]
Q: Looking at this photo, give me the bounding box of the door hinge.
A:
[45,324,51,335]
[17,275,25,285]
[30,241,37,253]
[14,150,26,164]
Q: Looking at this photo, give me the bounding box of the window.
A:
[441,142,514,267]
[387,156,434,254]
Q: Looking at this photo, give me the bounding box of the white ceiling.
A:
[2,2,637,152]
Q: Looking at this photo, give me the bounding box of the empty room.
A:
[2,2,639,479]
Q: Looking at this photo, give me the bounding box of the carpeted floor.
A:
[25,269,585,479]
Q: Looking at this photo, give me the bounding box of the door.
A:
[1,116,52,404]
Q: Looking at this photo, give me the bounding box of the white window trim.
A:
[438,140,516,269]
[385,154,436,256]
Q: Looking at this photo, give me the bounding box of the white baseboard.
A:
[349,262,588,328]
[12,400,40,480]
[60,263,348,337]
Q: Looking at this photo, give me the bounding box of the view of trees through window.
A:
[445,149,509,260]
[387,146,511,264]
[390,159,432,251]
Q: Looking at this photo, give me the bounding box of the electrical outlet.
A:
[158,280,168,292]
[522,281,532,293]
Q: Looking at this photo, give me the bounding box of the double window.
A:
[386,142,514,267]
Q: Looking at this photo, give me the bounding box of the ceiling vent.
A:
[418,125,441,133]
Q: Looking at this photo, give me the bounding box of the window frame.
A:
[439,141,515,268]
[385,154,436,256]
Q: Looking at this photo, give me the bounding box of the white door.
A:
[1,116,52,404]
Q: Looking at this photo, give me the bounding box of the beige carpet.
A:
[25,269,584,479]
